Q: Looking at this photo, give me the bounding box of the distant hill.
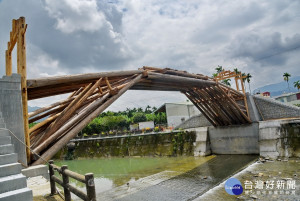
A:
[254,76,300,97]
[28,106,44,122]
[28,106,40,113]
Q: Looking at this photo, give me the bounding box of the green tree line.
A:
[81,106,167,136]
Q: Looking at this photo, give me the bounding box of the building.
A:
[262,91,270,97]
[155,102,200,128]
[274,92,300,106]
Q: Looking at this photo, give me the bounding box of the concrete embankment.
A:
[55,131,196,159]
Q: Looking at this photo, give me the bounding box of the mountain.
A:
[28,106,40,113]
[254,76,300,97]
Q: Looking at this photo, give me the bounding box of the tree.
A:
[222,79,231,86]
[246,73,252,94]
[132,112,147,123]
[145,105,152,113]
[233,68,240,75]
[212,73,218,78]
[283,72,291,92]
[294,80,300,91]
[215,65,223,73]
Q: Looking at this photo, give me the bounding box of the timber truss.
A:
[27,66,251,165]
[3,17,251,166]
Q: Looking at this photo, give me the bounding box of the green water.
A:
[54,156,215,193]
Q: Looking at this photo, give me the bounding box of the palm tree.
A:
[212,73,218,78]
[215,65,223,73]
[294,80,300,91]
[234,68,240,75]
[246,73,252,94]
[283,72,291,92]
[222,79,231,86]
[241,73,247,83]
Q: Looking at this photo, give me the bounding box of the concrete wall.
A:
[0,74,26,165]
[166,103,200,128]
[208,123,259,154]
[55,132,196,159]
[259,119,300,158]
[185,127,211,156]
[253,95,300,120]
[176,114,211,129]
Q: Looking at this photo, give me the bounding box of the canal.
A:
[55,155,257,200]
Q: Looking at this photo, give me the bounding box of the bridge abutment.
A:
[0,74,27,166]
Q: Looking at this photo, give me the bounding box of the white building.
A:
[155,102,200,128]
[274,92,300,106]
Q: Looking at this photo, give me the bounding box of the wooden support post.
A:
[61,165,71,201]
[49,160,57,195]
[5,50,12,76]
[85,173,96,201]
[16,17,30,162]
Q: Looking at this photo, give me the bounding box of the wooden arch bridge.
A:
[4,17,251,166]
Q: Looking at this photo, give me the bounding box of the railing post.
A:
[85,173,96,201]
[61,165,71,201]
[48,160,56,195]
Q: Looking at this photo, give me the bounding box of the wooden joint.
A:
[109,88,119,96]
[98,86,103,94]
[105,77,113,91]
[142,70,148,78]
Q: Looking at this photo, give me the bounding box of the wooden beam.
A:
[16,17,30,162]
[183,91,217,126]
[27,70,143,88]
[32,74,143,165]
[147,72,216,86]
[5,50,12,76]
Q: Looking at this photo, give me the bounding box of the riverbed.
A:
[54,155,257,200]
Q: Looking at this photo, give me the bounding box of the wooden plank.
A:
[28,97,74,118]
[186,89,222,126]
[215,85,251,123]
[32,74,143,165]
[190,89,225,126]
[199,88,232,125]
[33,93,110,154]
[203,87,240,124]
[29,113,60,134]
[183,91,217,126]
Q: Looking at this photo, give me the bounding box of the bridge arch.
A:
[27,66,251,165]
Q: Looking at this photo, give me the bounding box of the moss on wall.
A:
[54,131,196,160]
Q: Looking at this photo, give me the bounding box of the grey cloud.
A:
[0,0,134,76]
[228,32,300,66]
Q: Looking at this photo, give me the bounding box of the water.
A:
[55,156,215,192]
[54,155,257,200]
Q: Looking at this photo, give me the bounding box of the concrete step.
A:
[0,187,32,201]
[0,129,9,137]
[0,144,14,155]
[0,124,6,129]
[0,136,11,146]
[0,163,21,178]
[0,174,27,194]
[0,153,18,165]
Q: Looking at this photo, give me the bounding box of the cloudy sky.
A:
[0,0,300,110]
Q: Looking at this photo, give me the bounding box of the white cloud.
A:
[0,0,300,108]
[44,0,106,33]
